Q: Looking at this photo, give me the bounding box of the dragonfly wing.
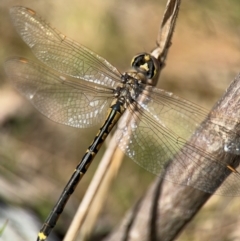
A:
[116,86,240,196]
[4,58,113,128]
[9,6,121,88]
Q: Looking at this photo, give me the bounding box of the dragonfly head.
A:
[131,53,160,86]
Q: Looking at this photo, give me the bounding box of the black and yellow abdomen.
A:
[37,99,125,241]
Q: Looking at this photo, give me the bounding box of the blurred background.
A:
[0,0,240,240]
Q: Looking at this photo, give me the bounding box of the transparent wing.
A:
[9,6,121,88]
[116,87,240,196]
[4,57,114,128]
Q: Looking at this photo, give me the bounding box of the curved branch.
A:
[104,74,240,241]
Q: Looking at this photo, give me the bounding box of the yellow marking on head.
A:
[38,232,47,241]
[140,62,149,72]
[144,54,150,61]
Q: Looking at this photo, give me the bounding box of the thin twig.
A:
[103,73,240,241]
[63,0,180,240]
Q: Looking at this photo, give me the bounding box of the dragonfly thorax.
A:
[115,53,160,106]
[113,72,144,106]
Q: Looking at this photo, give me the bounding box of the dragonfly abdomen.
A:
[37,99,125,241]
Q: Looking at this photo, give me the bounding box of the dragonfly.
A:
[4,6,240,241]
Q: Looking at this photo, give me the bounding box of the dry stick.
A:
[63,0,181,240]
[104,73,240,241]
[152,0,180,64]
